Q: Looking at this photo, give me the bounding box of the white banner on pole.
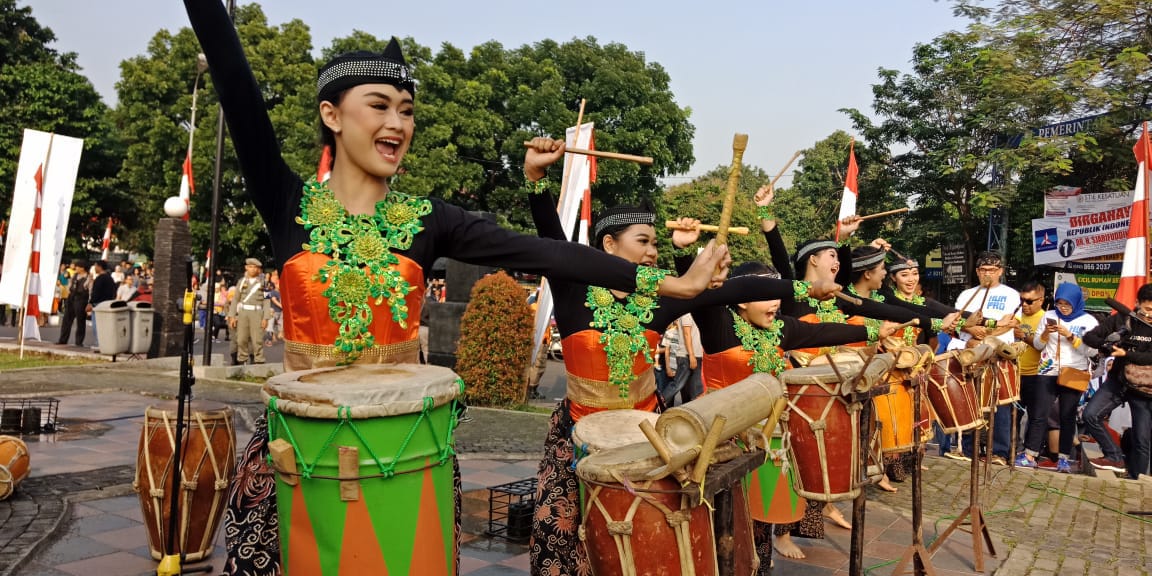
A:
[530,122,594,367]
[0,129,84,311]
[1030,204,1134,265]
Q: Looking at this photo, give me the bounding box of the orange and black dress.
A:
[184,1,710,573]
[524,188,818,575]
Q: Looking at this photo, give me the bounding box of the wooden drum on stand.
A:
[135,401,235,561]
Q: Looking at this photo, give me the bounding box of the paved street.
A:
[0,342,1150,574]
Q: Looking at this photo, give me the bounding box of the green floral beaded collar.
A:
[296,178,432,363]
[730,310,787,376]
[806,295,846,323]
[585,268,667,398]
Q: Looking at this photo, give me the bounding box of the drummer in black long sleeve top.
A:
[520,170,842,575]
[180,0,739,573]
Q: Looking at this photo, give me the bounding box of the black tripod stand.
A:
[157,259,213,576]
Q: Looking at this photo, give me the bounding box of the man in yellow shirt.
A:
[1013,281,1048,467]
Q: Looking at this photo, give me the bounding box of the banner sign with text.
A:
[1054,272,1120,313]
[1032,187,1145,266]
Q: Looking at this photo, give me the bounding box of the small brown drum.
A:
[979,358,1021,411]
[576,441,754,576]
[781,363,864,502]
[0,435,30,501]
[925,352,983,434]
[135,401,235,561]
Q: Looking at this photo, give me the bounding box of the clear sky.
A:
[27,0,965,183]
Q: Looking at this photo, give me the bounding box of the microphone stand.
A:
[157,259,213,576]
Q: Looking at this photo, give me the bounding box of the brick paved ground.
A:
[3,353,1152,574]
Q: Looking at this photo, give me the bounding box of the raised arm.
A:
[182,0,302,239]
[754,185,795,280]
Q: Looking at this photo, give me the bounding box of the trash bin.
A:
[127,301,154,354]
[93,301,131,355]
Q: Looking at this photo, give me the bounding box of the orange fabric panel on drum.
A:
[339,497,390,575]
[281,251,424,350]
[288,484,323,576]
[409,461,451,576]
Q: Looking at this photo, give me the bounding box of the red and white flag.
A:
[100,217,113,260]
[317,145,333,183]
[835,139,859,242]
[1115,126,1151,308]
[24,165,44,341]
[178,151,194,221]
[577,132,597,245]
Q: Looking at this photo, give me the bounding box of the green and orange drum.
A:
[264,364,463,576]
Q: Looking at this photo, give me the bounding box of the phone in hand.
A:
[1046,318,1057,326]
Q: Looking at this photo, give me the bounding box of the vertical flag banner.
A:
[530,122,595,367]
[101,217,113,260]
[1115,125,1151,308]
[23,165,44,341]
[0,129,83,313]
[835,139,859,242]
[577,132,596,245]
[178,151,195,221]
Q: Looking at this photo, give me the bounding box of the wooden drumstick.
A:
[716,133,750,247]
[691,415,728,485]
[769,150,802,189]
[521,141,654,165]
[835,291,863,306]
[760,397,789,439]
[640,420,691,483]
[887,246,911,263]
[664,221,750,235]
[856,207,910,222]
[894,319,920,331]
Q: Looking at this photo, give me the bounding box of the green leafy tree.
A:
[396,36,695,231]
[841,31,1088,282]
[773,131,902,254]
[112,3,315,265]
[659,164,771,268]
[0,0,125,256]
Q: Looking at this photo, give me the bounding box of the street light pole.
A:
[201,0,236,365]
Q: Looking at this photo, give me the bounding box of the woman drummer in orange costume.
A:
[182,1,730,572]
[520,169,844,575]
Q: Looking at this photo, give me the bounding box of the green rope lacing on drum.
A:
[267,391,459,478]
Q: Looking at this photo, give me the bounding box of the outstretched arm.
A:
[182,0,301,241]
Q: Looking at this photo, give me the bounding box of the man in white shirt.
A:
[953,251,1020,464]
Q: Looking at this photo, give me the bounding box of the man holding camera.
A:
[1083,283,1152,478]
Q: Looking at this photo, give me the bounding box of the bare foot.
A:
[774,533,806,559]
[823,503,852,530]
[878,475,899,493]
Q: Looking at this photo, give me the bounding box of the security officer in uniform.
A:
[228,258,271,364]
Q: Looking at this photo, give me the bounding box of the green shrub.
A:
[455,271,535,408]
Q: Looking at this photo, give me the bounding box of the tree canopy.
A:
[0,0,124,255]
